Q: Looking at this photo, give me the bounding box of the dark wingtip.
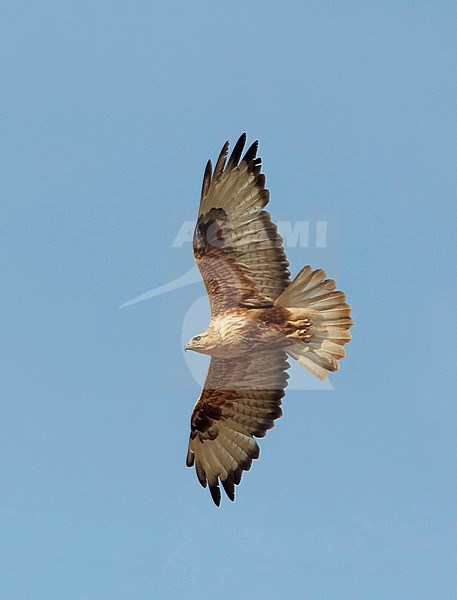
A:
[210,483,221,507]
[201,159,212,200]
[214,141,230,179]
[221,476,235,502]
[242,140,259,165]
[227,133,247,170]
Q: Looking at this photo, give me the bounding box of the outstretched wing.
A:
[186,349,290,506]
[194,134,290,316]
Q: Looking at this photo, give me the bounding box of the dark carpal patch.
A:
[191,401,223,435]
[193,208,228,256]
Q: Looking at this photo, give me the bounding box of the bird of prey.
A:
[185,134,352,505]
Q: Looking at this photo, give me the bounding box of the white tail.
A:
[275,266,353,380]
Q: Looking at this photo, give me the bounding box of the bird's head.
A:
[185,331,212,354]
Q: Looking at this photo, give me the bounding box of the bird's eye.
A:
[194,336,201,342]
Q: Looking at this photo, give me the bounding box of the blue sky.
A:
[1,2,456,598]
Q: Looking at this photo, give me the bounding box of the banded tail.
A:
[275,266,353,380]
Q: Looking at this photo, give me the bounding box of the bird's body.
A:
[188,307,292,357]
[185,134,353,505]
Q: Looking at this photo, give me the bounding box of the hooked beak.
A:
[184,343,190,352]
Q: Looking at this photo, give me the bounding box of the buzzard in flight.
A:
[185,134,352,505]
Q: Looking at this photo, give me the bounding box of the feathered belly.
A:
[210,309,289,358]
